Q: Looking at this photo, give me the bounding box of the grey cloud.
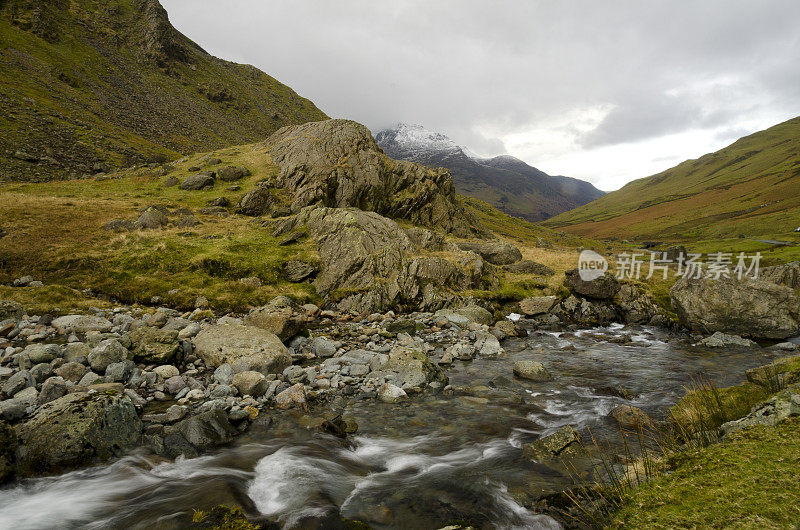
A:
[161,0,800,185]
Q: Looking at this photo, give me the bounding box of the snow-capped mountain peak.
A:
[374,123,469,159]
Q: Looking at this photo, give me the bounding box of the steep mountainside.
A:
[375,123,604,222]
[0,0,327,181]
[545,117,800,242]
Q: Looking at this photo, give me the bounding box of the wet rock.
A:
[0,421,16,482]
[492,320,526,340]
[474,332,503,357]
[275,383,307,409]
[377,382,408,403]
[15,392,142,476]
[129,327,180,363]
[379,345,448,388]
[610,405,654,429]
[697,332,758,348]
[522,425,585,462]
[193,324,291,374]
[519,296,558,316]
[564,269,621,300]
[164,410,237,458]
[670,275,800,339]
[51,315,112,335]
[513,360,552,381]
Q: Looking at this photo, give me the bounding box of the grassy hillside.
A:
[0,140,601,314]
[545,117,800,244]
[0,0,327,181]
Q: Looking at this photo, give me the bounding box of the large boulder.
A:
[522,425,586,463]
[217,165,250,182]
[513,360,552,381]
[519,296,558,316]
[135,207,169,229]
[456,240,522,265]
[51,315,112,335]
[503,260,555,276]
[87,339,131,373]
[235,182,276,216]
[179,172,215,190]
[670,276,800,339]
[261,119,485,237]
[564,269,621,300]
[377,345,448,388]
[162,409,238,459]
[273,207,498,313]
[128,327,180,363]
[243,296,307,342]
[15,392,141,476]
[193,324,291,374]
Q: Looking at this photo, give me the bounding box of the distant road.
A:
[754,239,797,246]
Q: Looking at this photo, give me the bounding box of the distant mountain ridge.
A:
[375,124,604,221]
[545,116,800,242]
[0,0,328,180]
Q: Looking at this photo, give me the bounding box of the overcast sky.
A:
[162,1,800,190]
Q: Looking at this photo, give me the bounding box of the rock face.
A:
[259,119,486,238]
[15,392,141,476]
[193,324,291,373]
[721,389,800,437]
[760,262,800,290]
[456,240,522,265]
[273,207,498,313]
[670,276,800,339]
[564,269,621,300]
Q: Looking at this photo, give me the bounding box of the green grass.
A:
[0,0,328,181]
[609,418,800,529]
[545,117,800,244]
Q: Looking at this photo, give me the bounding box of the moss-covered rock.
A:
[15,391,142,476]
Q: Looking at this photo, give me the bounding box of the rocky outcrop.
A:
[258,119,487,238]
[15,391,141,476]
[193,324,291,374]
[760,261,800,290]
[456,240,522,265]
[273,207,498,313]
[564,269,621,300]
[721,388,800,438]
[522,426,586,463]
[670,276,800,339]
